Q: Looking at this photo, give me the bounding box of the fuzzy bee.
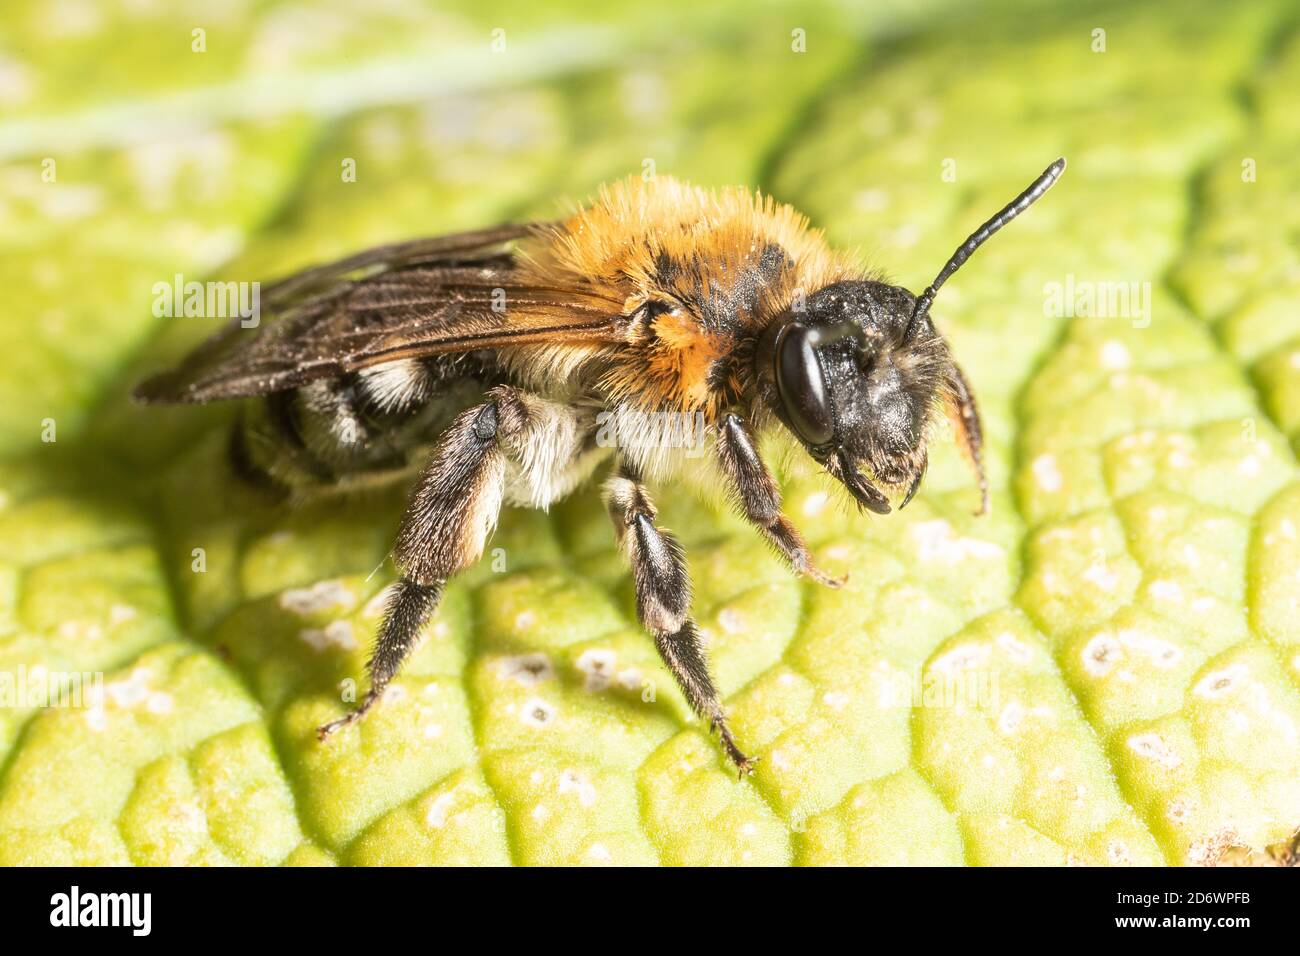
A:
[137,158,1065,774]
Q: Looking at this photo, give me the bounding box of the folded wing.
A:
[134,224,627,404]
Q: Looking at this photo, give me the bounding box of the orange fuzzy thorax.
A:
[516,176,861,420]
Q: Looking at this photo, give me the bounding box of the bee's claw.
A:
[733,754,759,778]
[725,745,758,778]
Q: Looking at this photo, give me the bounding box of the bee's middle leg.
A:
[318,385,591,740]
[716,413,845,588]
[603,467,755,775]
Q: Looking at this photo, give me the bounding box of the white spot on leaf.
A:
[299,620,357,652]
[1127,732,1181,770]
[499,653,554,686]
[279,580,357,617]
[558,769,597,807]
[576,649,616,691]
[1032,454,1063,492]
[1195,664,1248,700]
[520,696,555,727]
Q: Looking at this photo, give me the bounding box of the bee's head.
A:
[756,157,1067,513]
[756,281,947,513]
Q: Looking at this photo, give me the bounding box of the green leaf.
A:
[2,0,1299,866]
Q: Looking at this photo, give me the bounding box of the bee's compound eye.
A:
[775,323,835,448]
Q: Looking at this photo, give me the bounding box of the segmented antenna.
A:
[908,157,1066,334]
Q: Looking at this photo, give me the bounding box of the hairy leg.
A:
[317,386,592,738]
[715,412,845,588]
[603,467,755,775]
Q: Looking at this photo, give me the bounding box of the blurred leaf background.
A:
[1,0,1299,865]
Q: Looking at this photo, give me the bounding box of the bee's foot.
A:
[316,713,357,742]
[725,742,759,778]
[807,566,848,589]
[792,554,847,589]
[316,690,378,742]
[711,717,757,777]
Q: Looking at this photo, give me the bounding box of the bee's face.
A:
[758,280,951,513]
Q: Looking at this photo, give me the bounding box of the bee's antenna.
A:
[908,157,1066,335]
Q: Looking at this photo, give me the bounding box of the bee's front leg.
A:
[945,362,989,516]
[715,413,845,588]
[603,467,755,776]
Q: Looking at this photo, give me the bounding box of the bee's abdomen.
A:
[232,354,499,492]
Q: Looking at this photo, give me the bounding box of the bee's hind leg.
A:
[603,466,755,776]
[318,386,590,741]
[316,578,443,737]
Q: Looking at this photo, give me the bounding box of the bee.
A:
[137,158,1065,774]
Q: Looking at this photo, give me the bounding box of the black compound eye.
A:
[774,323,835,448]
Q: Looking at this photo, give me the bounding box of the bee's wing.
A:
[134,224,626,405]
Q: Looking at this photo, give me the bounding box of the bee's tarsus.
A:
[721,734,758,777]
[343,578,446,734]
[807,566,848,589]
[316,689,379,741]
[709,711,756,776]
